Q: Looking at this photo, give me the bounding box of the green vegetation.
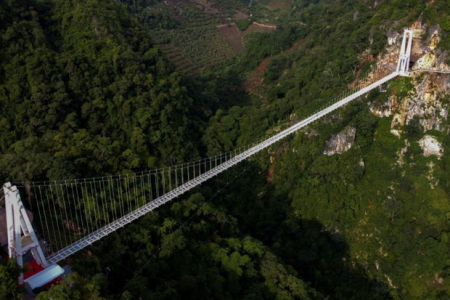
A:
[158,44,199,77]
[0,0,206,183]
[235,18,252,31]
[212,0,248,18]
[126,0,238,70]
[0,260,21,300]
[2,0,450,299]
[151,26,235,68]
[122,0,296,72]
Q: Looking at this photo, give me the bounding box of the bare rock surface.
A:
[323,127,356,156]
[418,135,443,158]
[371,25,449,134]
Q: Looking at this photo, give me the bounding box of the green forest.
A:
[1,0,450,299]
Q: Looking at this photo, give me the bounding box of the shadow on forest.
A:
[217,165,392,300]
[66,163,392,299]
[276,218,391,299]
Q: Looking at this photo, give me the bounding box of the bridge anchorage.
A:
[1,29,415,290]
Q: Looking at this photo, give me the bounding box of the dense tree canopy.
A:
[0,0,207,183]
[1,0,450,299]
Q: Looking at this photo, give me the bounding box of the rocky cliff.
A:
[371,23,450,137]
[323,126,356,156]
[328,23,449,163]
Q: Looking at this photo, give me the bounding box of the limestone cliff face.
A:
[411,23,450,72]
[381,22,449,72]
[371,23,450,135]
[391,73,449,132]
[323,126,356,156]
[344,21,449,289]
[371,73,450,131]
[326,23,449,157]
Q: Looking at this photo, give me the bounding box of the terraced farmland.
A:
[144,0,282,72]
[151,24,236,69]
[158,44,199,77]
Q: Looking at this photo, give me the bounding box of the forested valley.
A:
[1,0,450,299]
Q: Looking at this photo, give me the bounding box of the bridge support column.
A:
[3,183,49,284]
[396,29,414,76]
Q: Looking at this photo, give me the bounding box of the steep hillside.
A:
[0,1,317,299]
[1,0,450,299]
[226,0,450,298]
[0,0,207,183]
[195,0,450,298]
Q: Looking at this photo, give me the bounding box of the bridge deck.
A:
[46,71,399,265]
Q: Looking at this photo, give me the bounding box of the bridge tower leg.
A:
[3,182,49,284]
[396,29,414,76]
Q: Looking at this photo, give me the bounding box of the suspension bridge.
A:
[1,30,418,288]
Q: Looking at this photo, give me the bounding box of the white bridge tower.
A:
[1,28,415,289]
[3,183,51,285]
[396,29,414,76]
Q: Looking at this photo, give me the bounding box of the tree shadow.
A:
[276,218,391,299]
[217,164,392,299]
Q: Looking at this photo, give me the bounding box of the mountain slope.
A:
[0,0,203,183]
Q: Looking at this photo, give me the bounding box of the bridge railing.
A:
[43,69,399,264]
[7,64,398,263]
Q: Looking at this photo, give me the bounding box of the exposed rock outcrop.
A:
[427,161,439,189]
[395,139,410,167]
[412,27,450,72]
[323,127,356,156]
[380,22,449,73]
[390,74,448,132]
[414,51,437,69]
[418,135,443,158]
[371,24,450,134]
